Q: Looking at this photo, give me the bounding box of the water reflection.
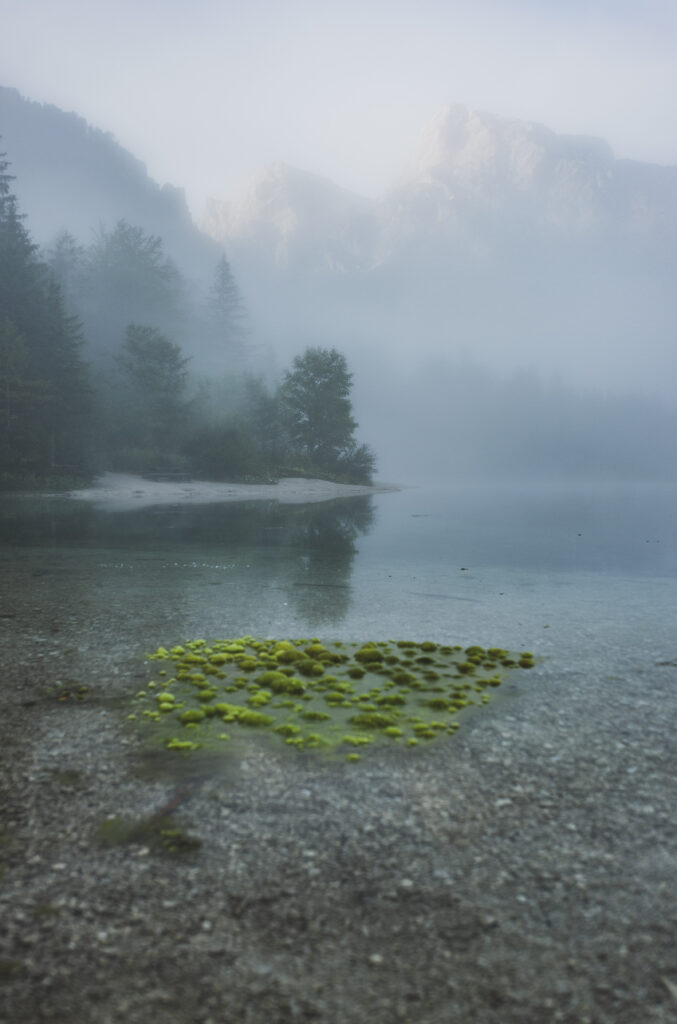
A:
[2,483,675,666]
[284,499,375,622]
[0,494,377,626]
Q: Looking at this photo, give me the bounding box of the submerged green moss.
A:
[350,711,397,729]
[179,709,206,725]
[130,635,538,761]
[97,815,201,854]
[274,723,301,736]
[354,645,385,665]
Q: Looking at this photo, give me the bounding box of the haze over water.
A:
[2,481,674,673]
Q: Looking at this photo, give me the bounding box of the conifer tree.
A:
[0,145,91,479]
[36,277,90,468]
[0,151,42,338]
[0,318,45,471]
[204,253,249,364]
[114,324,189,457]
[81,220,185,357]
[46,230,86,313]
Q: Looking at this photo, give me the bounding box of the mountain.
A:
[2,88,675,479]
[0,86,219,282]
[398,104,676,241]
[201,105,677,402]
[203,162,376,274]
[204,105,677,265]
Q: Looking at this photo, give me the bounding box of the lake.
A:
[1,478,675,685]
[2,477,676,1024]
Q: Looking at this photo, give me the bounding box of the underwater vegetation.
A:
[96,815,202,855]
[129,639,536,762]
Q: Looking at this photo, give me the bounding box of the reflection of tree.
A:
[289,555,352,624]
[1,494,376,626]
[285,496,375,551]
[0,496,96,546]
[284,497,375,623]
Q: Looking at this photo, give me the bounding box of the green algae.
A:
[96,815,202,855]
[349,711,398,729]
[132,637,538,760]
[179,709,206,725]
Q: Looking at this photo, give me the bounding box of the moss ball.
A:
[179,709,206,725]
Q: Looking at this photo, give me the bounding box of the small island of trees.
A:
[0,147,377,489]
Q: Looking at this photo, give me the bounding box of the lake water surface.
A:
[2,479,675,684]
[3,480,676,1024]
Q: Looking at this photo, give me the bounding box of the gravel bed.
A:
[1,550,676,1023]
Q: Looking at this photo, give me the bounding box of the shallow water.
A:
[2,481,675,1024]
[1,480,675,679]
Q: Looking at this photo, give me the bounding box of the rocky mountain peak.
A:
[205,162,368,235]
[202,162,373,272]
[403,104,619,230]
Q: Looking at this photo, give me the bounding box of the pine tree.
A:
[82,220,185,358]
[204,253,249,364]
[0,150,43,338]
[46,230,86,313]
[0,145,91,480]
[0,318,46,472]
[114,324,189,458]
[35,277,90,469]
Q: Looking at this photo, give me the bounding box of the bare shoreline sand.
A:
[67,471,398,511]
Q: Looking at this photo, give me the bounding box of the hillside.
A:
[2,88,675,480]
[0,86,219,282]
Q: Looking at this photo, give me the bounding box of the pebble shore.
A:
[1,480,675,1023]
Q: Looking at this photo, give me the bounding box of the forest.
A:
[0,149,376,490]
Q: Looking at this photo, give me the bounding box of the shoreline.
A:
[66,471,398,512]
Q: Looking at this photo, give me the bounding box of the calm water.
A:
[1,480,675,678]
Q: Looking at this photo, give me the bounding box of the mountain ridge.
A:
[196,104,676,403]
[0,85,219,281]
[1,87,675,403]
[202,103,677,259]
[1,87,675,478]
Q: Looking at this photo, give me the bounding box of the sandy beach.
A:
[67,472,396,512]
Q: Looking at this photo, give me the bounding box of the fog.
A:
[3,10,677,1016]
[1,0,676,487]
[2,0,676,208]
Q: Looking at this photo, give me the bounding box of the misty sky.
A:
[2,0,676,214]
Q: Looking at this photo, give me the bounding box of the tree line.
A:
[0,147,376,488]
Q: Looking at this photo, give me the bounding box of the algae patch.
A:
[128,637,536,760]
[96,815,202,855]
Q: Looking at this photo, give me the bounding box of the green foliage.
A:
[182,419,262,481]
[46,231,85,312]
[180,372,286,482]
[0,146,91,482]
[103,324,189,468]
[0,150,379,487]
[278,346,376,483]
[36,278,91,468]
[334,441,378,485]
[119,324,188,399]
[79,220,184,358]
[203,253,249,364]
[0,319,46,474]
